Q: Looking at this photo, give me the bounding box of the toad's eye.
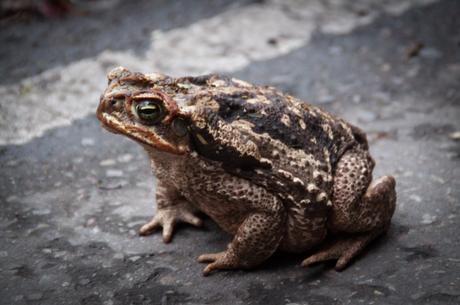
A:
[135,99,165,124]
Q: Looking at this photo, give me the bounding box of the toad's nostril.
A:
[106,98,123,111]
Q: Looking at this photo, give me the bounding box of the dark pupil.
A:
[136,100,163,122]
[140,107,157,115]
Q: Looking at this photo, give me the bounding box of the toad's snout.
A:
[96,91,129,123]
[98,95,124,115]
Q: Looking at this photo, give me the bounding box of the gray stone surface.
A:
[0,0,459,304]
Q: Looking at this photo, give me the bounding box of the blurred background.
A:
[0,0,459,304]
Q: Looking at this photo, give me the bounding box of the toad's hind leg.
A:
[302,148,396,270]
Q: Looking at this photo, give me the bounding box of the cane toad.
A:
[96,67,396,275]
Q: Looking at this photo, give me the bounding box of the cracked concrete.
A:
[0,0,459,304]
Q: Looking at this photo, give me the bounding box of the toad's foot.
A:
[139,204,203,243]
[197,250,240,276]
[301,231,381,271]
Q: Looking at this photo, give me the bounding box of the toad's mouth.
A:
[97,112,187,155]
[97,112,125,135]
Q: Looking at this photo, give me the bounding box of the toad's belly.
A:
[188,192,248,234]
[180,168,264,235]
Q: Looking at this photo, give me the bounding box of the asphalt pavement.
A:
[0,0,459,304]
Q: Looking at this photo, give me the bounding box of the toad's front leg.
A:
[139,179,203,243]
[198,195,285,276]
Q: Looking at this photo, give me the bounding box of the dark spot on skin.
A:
[189,110,270,171]
[210,90,360,166]
[171,118,188,137]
